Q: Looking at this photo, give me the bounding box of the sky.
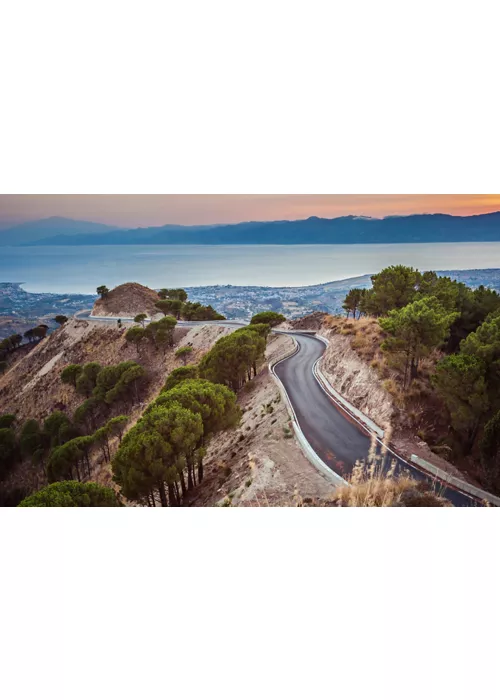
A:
[1,194,500,229]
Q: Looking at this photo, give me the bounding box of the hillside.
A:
[92,282,160,318]
[19,211,500,246]
[310,314,485,488]
[0,317,232,502]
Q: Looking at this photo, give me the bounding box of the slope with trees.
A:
[336,264,500,493]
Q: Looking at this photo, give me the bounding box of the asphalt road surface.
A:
[274,333,479,507]
[78,313,480,506]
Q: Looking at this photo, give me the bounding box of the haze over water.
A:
[2,242,500,294]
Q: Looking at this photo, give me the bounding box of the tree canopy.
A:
[18,481,120,507]
[380,296,458,388]
[250,311,285,327]
[432,354,489,452]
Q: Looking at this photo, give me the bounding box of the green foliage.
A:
[432,354,489,451]
[480,410,500,491]
[73,397,102,432]
[0,414,16,429]
[163,365,199,392]
[19,419,43,458]
[159,288,188,302]
[75,362,102,397]
[380,297,458,388]
[113,378,239,505]
[46,434,93,483]
[0,333,23,354]
[0,428,18,477]
[32,325,48,341]
[175,346,193,364]
[54,315,68,325]
[146,316,177,350]
[155,299,177,316]
[94,360,146,405]
[250,311,286,327]
[460,313,500,366]
[0,361,7,374]
[342,288,366,318]
[61,363,83,387]
[43,410,72,448]
[368,265,422,316]
[105,415,129,441]
[97,285,109,298]
[134,313,148,327]
[155,298,182,318]
[237,323,270,338]
[199,328,266,390]
[155,379,240,439]
[182,302,225,321]
[19,481,120,507]
[126,325,146,350]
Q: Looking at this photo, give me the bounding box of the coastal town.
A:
[2,268,500,339]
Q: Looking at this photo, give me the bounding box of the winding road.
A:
[78,312,481,506]
[274,333,479,507]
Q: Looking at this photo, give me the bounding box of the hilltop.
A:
[92,282,160,318]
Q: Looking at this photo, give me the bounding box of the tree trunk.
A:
[179,470,187,499]
[158,481,168,507]
[168,483,177,507]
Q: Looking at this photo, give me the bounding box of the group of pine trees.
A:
[0,359,148,497]
[0,316,68,375]
[342,265,500,491]
[112,320,274,505]
[4,299,276,505]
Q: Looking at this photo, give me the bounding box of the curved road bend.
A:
[77,314,478,506]
[274,333,479,507]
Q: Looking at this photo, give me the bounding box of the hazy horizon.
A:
[1,194,500,230]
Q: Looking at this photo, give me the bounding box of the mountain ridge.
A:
[0,216,119,245]
[3,211,500,245]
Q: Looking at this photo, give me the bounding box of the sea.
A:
[1,242,500,294]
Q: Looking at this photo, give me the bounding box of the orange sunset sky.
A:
[1,194,500,229]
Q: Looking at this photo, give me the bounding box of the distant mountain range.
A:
[2,212,500,246]
[0,217,119,246]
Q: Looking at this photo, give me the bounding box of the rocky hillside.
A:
[92,282,160,318]
[0,317,233,500]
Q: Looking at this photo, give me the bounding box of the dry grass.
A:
[330,461,451,507]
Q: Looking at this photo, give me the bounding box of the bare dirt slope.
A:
[92,282,160,318]
[188,333,335,507]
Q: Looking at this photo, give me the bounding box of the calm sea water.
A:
[1,243,500,294]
